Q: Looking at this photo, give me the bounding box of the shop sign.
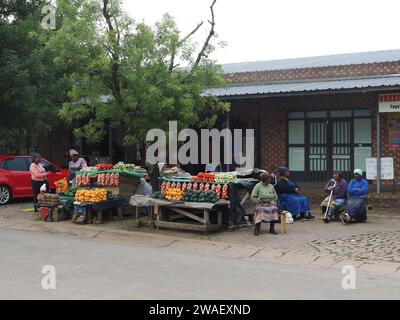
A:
[379,94,400,113]
[366,157,394,180]
[388,113,400,150]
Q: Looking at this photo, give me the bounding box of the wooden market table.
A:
[73,198,128,224]
[150,198,229,233]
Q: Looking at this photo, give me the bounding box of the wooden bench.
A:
[253,211,288,234]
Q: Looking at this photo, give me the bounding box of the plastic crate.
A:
[39,207,53,222]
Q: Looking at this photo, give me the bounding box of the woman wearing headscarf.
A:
[275,167,314,221]
[321,171,348,223]
[29,152,48,212]
[341,169,368,223]
[68,149,87,181]
[251,172,279,236]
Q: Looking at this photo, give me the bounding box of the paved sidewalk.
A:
[1,201,399,277]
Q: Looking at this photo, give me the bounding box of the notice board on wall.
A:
[366,157,394,180]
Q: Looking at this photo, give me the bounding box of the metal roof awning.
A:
[206,75,400,98]
[222,49,400,74]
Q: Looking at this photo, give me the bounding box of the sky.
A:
[123,0,400,64]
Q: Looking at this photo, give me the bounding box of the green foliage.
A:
[1,0,229,152]
[0,0,69,149]
[48,0,229,145]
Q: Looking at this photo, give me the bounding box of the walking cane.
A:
[323,180,337,221]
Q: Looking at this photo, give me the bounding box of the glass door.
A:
[289,109,371,182]
[306,120,327,182]
[331,119,352,181]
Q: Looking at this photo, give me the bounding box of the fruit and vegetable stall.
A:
[157,173,259,225]
[49,161,261,232]
[64,162,145,224]
[127,171,259,233]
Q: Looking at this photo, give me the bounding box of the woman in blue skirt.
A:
[275,167,314,221]
[341,169,368,223]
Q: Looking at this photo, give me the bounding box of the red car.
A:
[0,155,68,205]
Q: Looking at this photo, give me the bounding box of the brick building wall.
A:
[226,61,400,85]
[372,112,400,183]
[229,92,400,182]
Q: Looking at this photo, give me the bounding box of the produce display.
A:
[113,162,138,171]
[221,183,229,199]
[151,191,165,200]
[75,189,109,203]
[159,180,229,201]
[39,193,61,206]
[165,188,184,201]
[182,190,217,203]
[214,173,237,183]
[95,163,113,171]
[55,178,68,193]
[97,172,120,187]
[191,172,215,182]
[76,173,91,187]
[80,166,98,172]
[59,188,76,199]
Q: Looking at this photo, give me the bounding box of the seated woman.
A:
[341,169,368,223]
[321,171,348,223]
[251,172,279,236]
[275,167,314,221]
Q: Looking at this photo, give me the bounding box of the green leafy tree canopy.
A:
[45,0,229,146]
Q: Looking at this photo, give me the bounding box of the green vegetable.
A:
[152,191,162,199]
[113,162,139,172]
[214,173,237,183]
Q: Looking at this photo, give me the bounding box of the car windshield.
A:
[26,158,57,172]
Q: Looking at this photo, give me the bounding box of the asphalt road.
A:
[0,229,399,300]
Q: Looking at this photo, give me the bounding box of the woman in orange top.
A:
[29,152,48,212]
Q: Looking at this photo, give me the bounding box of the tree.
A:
[0,0,69,152]
[45,0,229,155]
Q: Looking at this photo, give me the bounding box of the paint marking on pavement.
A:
[91,231,102,239]
[165,239,179,247]
[249,248,263,258]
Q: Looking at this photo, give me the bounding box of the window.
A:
[3,158,29,171]
[307,111,327,118]
[330,110,352,117]
[354,118,372,144]
[288,120,305,144]
[40,160,56,172]
[288,120,305,171]
[289,147,305,171]
[288,112,305,119]
[354,147,371,171]
[354,109,372,117]
[26,158,56,172]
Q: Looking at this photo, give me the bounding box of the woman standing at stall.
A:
[251,172,279,236]
[29,152,47,212]
[68,149,87,182]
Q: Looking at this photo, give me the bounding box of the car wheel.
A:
[0,185,11,205]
